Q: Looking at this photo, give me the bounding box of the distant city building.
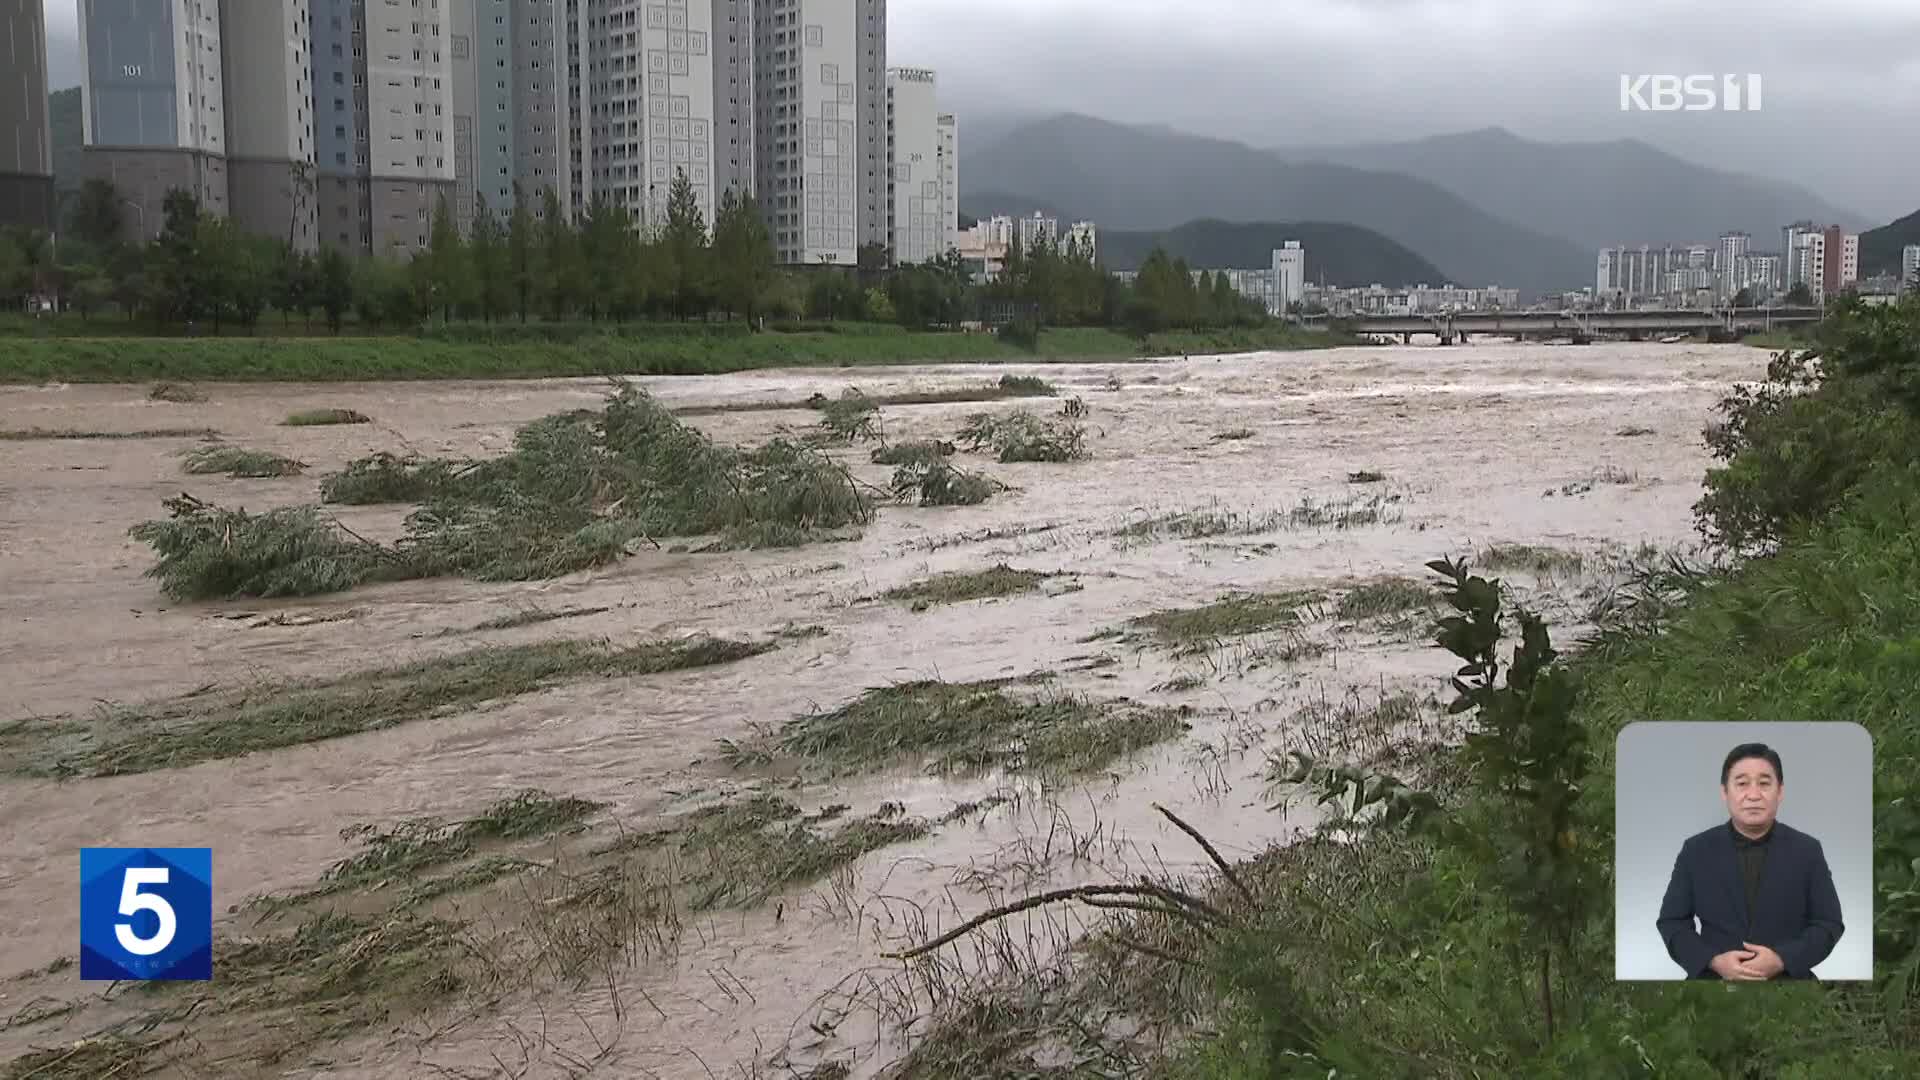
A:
[1303,282,1518,317]
[1064,220,1097,262]
[1017,211,1059,251]
[937,113,958,256]
[0,0,55,231]
[1272,241,1305,313]
[954,218,1008,282]
[1822,224,1859,295]
[1738,253,1781,297]
[1716,231,1750,298]
[1783,221,1825,300]
[1903,244,1920,288]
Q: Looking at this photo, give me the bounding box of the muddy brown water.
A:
[0,343,1763,1076]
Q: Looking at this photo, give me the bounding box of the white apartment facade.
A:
[1272,241,1304,313]
[885,65,946,265]
[752,0,885,265]
[1903,245,1920,288]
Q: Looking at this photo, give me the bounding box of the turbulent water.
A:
[0,342,1763,1077]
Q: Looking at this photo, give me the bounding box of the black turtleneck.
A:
[1730,820,1773,919]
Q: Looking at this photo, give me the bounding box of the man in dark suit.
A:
[1656,742,1844,980]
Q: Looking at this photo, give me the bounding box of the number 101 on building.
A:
[80,848,213,981]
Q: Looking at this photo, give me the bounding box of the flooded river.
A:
[0,341,1764,1076]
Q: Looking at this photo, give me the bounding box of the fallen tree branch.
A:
[1153,802,1258,909]
[882,885,1220,961]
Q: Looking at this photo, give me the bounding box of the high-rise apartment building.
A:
[1064,220,1096,262]
[221,1,317,250]
[1,0,55,231]
[1273,241,1305,313]
[935,112,955,252]
[309,0,456,256]
[752,0,884,265]
[1821,225,1858,296]
[451,0,517,222]
[885,66,953,266]
[1903,245,1920,289]
[79,0,232,238]
[1017,211,1057,251]
[1716,231,1749,299]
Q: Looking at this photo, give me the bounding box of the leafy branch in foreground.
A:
[1427,554,1593,1043]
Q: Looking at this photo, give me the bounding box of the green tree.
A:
[1786,282,1814,307]
[1731,285,1758,307]
[538,186,580,320]
[317,246,353,332]
[69,265,112,320]
[507,184,540,323]
[153,190,205,326]
[67,178,126,253]
[424,194,470,322]
[711,187,774,321]
[275,247,315,327]
[578,199,636,321]
[469,193,510,322]
[661,170,711,319]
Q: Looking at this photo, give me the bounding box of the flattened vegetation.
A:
[1478,543,1588,576]
[613,794,931,909]
[1334,576,1437,621]
[1113,495,1404,544]
[726,679,1190,778]
[956,410,1089,463]
[283,408,372,426]
[256,790,603,911]
[182,446,308,478]
[1127,590,1325,653]
[0,635,773,778]
[883,565,1054,610]
[0,426,219,441]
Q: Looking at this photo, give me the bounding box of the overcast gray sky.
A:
[42,0,1920,222]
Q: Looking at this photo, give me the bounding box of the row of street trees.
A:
[5,172,1279,337]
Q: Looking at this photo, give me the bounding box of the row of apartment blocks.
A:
[1596,225,1862,307]
[34,0,956,268]
[1110,243,1309,317]
[952,212,1098,281]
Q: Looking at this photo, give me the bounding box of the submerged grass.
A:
[0,426,219,441]
[1113,495,1405,544]
[883,565,1053,610]
[1478,543,1589,576]
[283,408,371,426]
[1127,590,1325,653]
[131,386,874,600]
[259,790,604,910]
[735,679,1189,778]
[148,382,208,403]
[181,446,308,478]
[1334,576,1437,620]
[0,635,772,778]
[636,794,931,909]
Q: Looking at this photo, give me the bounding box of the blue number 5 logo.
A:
[80,849,212,981]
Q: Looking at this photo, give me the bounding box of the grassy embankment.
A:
[887,297,1920,1077]
[0,319,1351,383]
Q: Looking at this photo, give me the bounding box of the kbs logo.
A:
[80,848,213,981]
[1620,74,1763,112]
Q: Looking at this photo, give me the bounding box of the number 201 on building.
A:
[79,848,213,981]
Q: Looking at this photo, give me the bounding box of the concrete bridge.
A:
[1304,307,1823,344]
